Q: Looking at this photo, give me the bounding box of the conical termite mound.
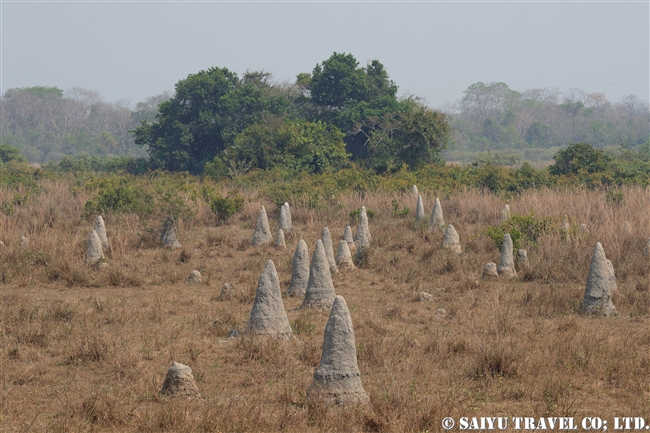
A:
[497,233,517,278]
[94,215,109,251]
[343,225,354,244]
[300,240,336,310]
[335,240,355,270]
[248,260,293,338]
[85,229,105,266]
[252,205,273,246]
[580,242,617,316]
[322,227,338,274]
[429,197,444,230]
[275,229,286,249]
[287,239,310,297]
[411,185,418,200]
[161,216,181,249]
[353,206,371,247]
[415,195,425,223]
[500,204,510,223]
[443,224,462,253]
[279,202,292,232]
[307,295,368,406]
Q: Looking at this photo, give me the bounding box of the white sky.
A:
[1,1,649,109]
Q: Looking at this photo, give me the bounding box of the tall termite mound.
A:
[307,295,368,406]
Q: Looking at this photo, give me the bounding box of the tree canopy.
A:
[309,53,397,110]
[133,68,291,173]
[132,53,452,175]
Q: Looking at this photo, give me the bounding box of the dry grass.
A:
[1,183,649,432]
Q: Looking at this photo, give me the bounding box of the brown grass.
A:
[1,182,649,432]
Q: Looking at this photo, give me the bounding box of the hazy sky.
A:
[2,1,649,109]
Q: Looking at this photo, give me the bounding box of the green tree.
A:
[203,155,229,180]
[362,101,452,172]
[308,52,450,169]
[310,52,364,108]
[132,91,173,123]
[133,68,290,173]
[549,142,611,176]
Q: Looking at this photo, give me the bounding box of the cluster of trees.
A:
[2,58,648,172]
[0,86,167,162]
[447,82,649,161]
[133,53,452,175]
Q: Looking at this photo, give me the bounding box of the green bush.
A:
[204,156,229,180]
[82,177,153,218]
[391,199,410,217]
[210,190,245,223]
[0,143,27,164]
[0,192,31,216]
[549,143,611,176]
[0,162,43,192]
[81,173,232,223]
[349,208,375,222]
[485,213,557,250]
[228,119,349,174]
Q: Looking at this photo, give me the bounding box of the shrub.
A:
[485,213,557,250]
[1,200,14,216]
[0,143,27,164]
[0,162,42,192]
[349,208,375,222]
[391,199,410,218]
[82,178,152,218]
[204,155,229,180]
[81,173,205,221]
[550,143,611,176]
[158,189,195,222]
[210,190,245,223]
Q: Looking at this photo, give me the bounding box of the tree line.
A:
[1,53,648,172]
[447,82,649,163]
[0,86,168,162]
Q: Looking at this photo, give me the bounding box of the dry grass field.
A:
[1,181,649,432]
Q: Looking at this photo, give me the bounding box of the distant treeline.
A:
[446,82,649,163]
[1,57,648,169]
[0,86,169,162]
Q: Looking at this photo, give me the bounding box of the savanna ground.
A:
[1,182,649,432]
